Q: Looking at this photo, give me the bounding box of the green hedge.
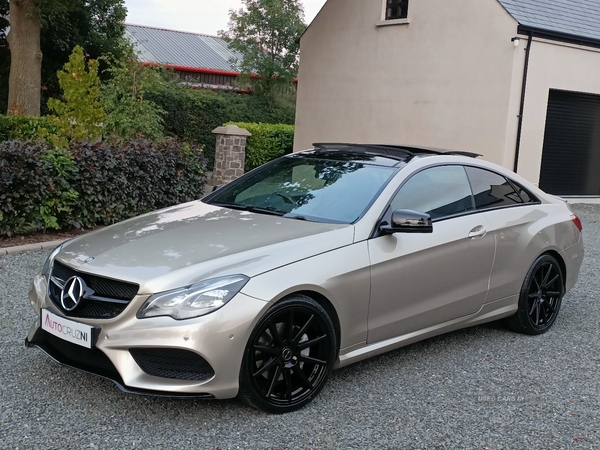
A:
[0,139,206,235]
[147,87,296,168]
[0,86,296,170]
[0,142,78,234]
[0,115,59,141]
[227,122,295,171]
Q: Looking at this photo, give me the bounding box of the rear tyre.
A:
[506,254,564,335]
[238,295,337,414]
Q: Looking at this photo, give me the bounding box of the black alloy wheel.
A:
[506,254,565,335]
[238,295,337,414]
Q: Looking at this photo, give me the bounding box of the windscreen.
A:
[205,157,396,224]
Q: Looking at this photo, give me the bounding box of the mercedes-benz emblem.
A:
[281,347,293,362]
[60,276,86,311]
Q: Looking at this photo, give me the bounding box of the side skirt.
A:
[335,295,517,369]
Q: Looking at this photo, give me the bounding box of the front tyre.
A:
[506,254,564,335]
[238,295,337,414]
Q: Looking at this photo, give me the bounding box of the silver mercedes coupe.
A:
[26,143,584,413]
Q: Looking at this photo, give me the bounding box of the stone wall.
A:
[211,125,252,186]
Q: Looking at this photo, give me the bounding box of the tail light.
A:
[571,215,583,232]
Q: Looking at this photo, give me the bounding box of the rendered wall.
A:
[294,0,523,166]
[517,39,600,185]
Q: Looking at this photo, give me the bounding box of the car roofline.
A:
[312,143,482,160]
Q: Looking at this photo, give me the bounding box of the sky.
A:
[123,0,328,36]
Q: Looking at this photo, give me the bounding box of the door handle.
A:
[468,226,487,239]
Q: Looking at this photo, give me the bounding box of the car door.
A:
[367,165,496,344]
[463,166,545,302]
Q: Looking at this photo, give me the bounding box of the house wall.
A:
[517,39,600,184]
[294,0,523,166]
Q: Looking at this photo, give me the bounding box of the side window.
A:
[385,0,409,20]
[465,167,523,210]
[391,166,475,220]
[511,180,538,203]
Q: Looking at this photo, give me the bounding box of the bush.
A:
[0,115,59,142]
[0,141,78,235]
[48,45,105,145]
[71,139,207,227]
[1,84,296,169]
[147,86,296,168]
[0,138,207,235]
[227,122,294,170]
[100,42,167,141]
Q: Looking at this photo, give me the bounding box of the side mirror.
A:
[380,209,433,234]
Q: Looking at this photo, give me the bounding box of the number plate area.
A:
[41,309,95,349]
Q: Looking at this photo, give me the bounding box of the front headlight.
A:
[137,275,250,320]
[41,244,63,280]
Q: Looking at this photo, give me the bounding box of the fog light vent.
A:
[130,348,215,381]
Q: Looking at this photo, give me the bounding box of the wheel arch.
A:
[238,290,340,412]
[283,290,342,353]
[541,249,567,290]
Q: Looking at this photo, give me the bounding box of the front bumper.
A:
[27,275,270,399]
[25,329,215,398]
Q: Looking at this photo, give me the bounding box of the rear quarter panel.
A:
[483,203,582,302]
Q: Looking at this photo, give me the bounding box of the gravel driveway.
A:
[1,203,598,449]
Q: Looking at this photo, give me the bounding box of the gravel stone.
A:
[1,203,598,449]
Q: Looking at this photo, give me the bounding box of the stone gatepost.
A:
[211,125,252,186]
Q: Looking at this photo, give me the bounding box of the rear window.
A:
[465,167,524,210]
[511,181,538,203]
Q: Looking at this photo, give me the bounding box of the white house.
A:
[294,0,600,196]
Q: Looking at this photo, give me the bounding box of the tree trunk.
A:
[6,0,42,116]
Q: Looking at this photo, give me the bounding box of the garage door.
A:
[539,89,600,196]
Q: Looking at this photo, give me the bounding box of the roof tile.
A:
[498,0,600,43]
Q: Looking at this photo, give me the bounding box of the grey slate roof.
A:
[125,24,242,73]
[497,0,600,43]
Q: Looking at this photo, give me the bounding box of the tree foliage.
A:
[0,0,126,115]
[100,41,167,141]
[0,1,7,36]
[220,0,306,98]
[37,0,127,106]
[0,2,10,112]
[147,84,296,167]
[44,43,166,142]
[47,45,105,145]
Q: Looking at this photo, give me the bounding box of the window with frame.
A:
[390,165,475,220]
[511,181,538,203]
[207,157,395,224]
[464,167,526,210]
[386,0,409,20]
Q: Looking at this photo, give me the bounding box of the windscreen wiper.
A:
[212,203,285,217]
[284,214,307,221]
